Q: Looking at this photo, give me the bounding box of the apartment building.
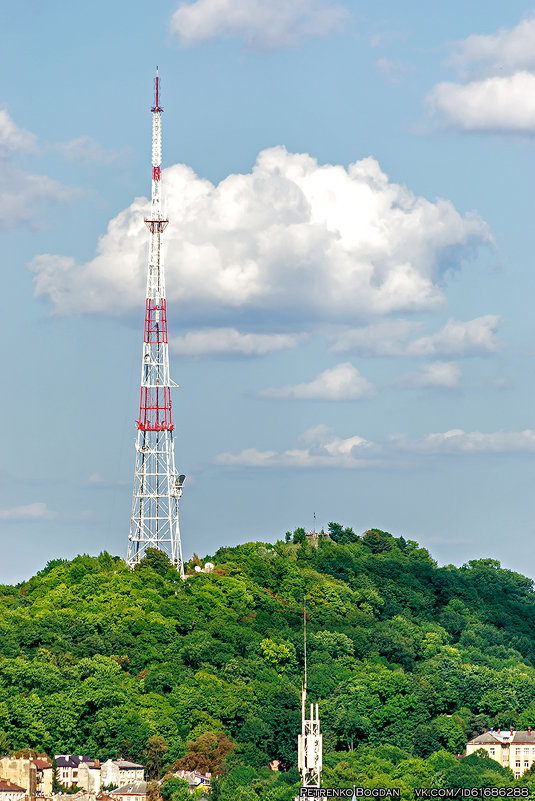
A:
[466,728,535,778]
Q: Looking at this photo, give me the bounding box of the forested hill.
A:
[2,528,535,800]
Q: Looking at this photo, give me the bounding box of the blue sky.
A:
[2,0,535,582]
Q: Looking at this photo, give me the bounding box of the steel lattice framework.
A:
[127,70,185,576]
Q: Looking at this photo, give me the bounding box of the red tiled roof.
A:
[32,760,52,770]
[0,780,25,793]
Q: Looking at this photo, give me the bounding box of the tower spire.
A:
[152,66,162,112]
[127,70,186,576]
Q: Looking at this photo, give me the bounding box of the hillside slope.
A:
[1,528,535,799]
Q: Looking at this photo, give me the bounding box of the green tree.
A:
[136,548,172,576]
[292,528,306,545]
[145,735,168,779]
[175,732,234,774]
[260,639,293,672]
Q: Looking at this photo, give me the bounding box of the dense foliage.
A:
[2,529,535,799]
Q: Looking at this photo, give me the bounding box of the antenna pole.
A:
[297,596,323,799]
[304,597,308,690]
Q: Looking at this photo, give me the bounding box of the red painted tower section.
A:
[137,297,173,431]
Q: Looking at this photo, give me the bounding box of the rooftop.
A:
[55,755,91,768]
[0,781,26,793]
[468,729,535,745]
[109,782,147,796]
[32,760,52,770]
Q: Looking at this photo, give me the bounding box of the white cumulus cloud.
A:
[428,72,535,133]
[0,502,57,521]
[170,327,304,356]
[409,315,500,356]
[31,147,490,325]
[170,0,349,48]
[450,12,535,76]
[396,360,462,389]
[330,315,500,357]
[427,14,535,133]
[260,362,374,400]
[0,109,36,153]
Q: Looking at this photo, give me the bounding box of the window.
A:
[490,749,495,755]
[525,748,530,754]
[516,748,521,755]
[515,773,521,779]
[525,761,529,768]
[516,761,521,768]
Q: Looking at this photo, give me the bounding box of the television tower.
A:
[127,69,186,576]
[298,600,323,799]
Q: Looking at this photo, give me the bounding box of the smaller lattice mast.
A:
[297,599,323,799]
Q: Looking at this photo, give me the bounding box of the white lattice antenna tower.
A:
[127,69,185,576]
[298,598,323,798]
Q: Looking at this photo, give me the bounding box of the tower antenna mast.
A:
[127,69,186,576]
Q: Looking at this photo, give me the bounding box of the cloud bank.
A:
[31,147,490,327]
[170,327,304,356]
[0,502,57,521]
[216,425,535,468]
[390,429,535,455]
[170,0,349,48]
[330,315,500,357]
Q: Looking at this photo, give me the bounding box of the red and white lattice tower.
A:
[127,69,185,576]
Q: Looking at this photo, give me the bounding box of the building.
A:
[0,758,36,797]
[466,728,535,777]
[0,781,26,801]
[100,761,144,788]
[77,761,102,793]
[305,531,330,548]
[55,755,92,788]
[32,760,53,795]
[109,781,146,801]
[174,770,211,792]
